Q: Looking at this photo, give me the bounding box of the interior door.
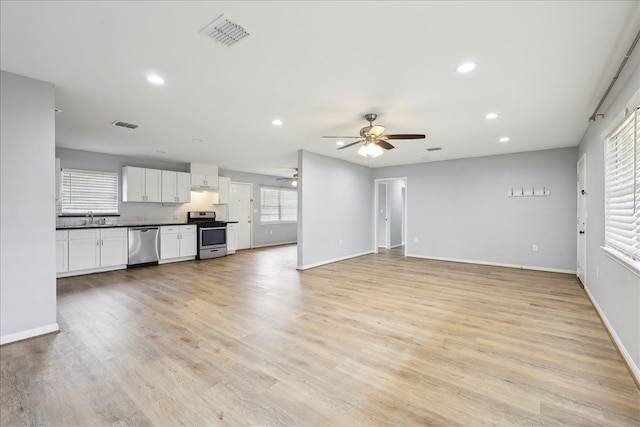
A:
[230,182,252,250]
[577,154,587,285]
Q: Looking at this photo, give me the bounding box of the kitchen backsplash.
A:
[56,191,228,227]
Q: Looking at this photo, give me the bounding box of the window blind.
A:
[604,105,639,263]
[260,187,297,223]
[61,168,119,214]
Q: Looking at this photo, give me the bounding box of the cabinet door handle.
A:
[96,240,99,246]
[101,240,104,245]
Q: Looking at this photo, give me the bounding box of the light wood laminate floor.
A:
[1,245,639,426]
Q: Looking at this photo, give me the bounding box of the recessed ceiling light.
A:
[147,74,165,85]
[499,137,510,143]
[456,62,476,73]
[485,112,499,120]
[272,119,283,126]
[192,138,203,143]
[336,140,344,146]
[155,150,166,154]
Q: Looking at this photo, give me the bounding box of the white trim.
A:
[57,264,126,278]
[252,241,297,249]
[406,253,576,274]
[297,250,373,270]
[1,323,59,345]
[583,284,640,385]
[159,256,195,264]
[390,243,404,249]
[601,246,640,277]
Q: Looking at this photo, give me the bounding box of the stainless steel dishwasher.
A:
[128,227,160,266]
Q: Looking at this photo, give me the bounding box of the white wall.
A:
[577,54,640,380]
[389,180,404,247]
[298,150,373,269]
[377,183,387,247]
[1,71,58,344]
[373,148,578,272]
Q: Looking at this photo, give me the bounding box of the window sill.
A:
[601,246,640,278]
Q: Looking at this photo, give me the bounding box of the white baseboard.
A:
[252,241,297,249]
[159,256,195,264]
[583,285,640,385]
[1,323,59,345]
[57,264,127,278]
[297,250,373,270]
[390,244,403,249]
[406,253,576,274]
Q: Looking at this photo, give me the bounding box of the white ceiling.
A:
[1,1,638,177]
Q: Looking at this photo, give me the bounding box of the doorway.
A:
[374,177,407,255]
[577,154,587,286]
[229,182,253,250]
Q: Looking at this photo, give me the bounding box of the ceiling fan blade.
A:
[383,134,426,140]
[321,136,361,139]
[337,140,364,150]
[375,139,395,150]
[367,125,385,137]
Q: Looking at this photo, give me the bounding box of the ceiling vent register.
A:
[200,14,250,47]
[111,120,139,129]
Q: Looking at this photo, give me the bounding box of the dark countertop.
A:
[56,221,237,230]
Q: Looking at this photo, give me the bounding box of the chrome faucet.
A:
[86,210,93,224]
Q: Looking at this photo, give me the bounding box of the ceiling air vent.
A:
[112,120,139,130]
[199,14,250,47]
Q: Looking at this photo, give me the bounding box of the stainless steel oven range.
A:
[188,211,227,259]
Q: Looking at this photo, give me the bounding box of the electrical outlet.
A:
[270,230,273,235]
[532,244,539,252]
[414,237,419,243]
[596,267,600,279]
[338,238,343,245]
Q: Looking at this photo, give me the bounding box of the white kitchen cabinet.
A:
[68,229,101,271]
[123,166,162,202]
[100,228,128,267]
[217,176,230,204]
[56,230,68,273]
[67,228,127,273]
[227,223,238,254]
[190,173,219,191]
[160,225,197,262]
[161,171,191,203]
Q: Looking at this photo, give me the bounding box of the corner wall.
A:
[577,53,640,381]
[298,150,373,269]
[1,71,58,344]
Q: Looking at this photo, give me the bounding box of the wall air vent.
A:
[199,14,250,47]
[112,120,139,130]
[426,147,442,152]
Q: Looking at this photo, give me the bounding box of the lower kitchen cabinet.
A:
[56,230,68,273]
[227,223,238,254]
[160,225,197,262]
[65,228,127,275]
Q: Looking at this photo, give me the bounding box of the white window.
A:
[260,186,297,223]
[604,104,639,265]
[61,168,119,214]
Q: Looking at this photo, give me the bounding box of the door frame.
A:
[377,183,390,249]
[373,177,407,255]
[577,154,587,286]
[230,181,253,250]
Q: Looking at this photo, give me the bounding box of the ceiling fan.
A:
[276,168,298,187]
[322,113,425,157]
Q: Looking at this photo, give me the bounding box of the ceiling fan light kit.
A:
[323,113,425,157]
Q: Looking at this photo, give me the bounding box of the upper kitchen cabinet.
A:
[161,170,191,203]
[189,162,218,191]
[122,166,161,202]
[217,176,230,204]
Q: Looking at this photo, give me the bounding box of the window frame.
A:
[260,186,298,224]
[60,168,119,215]
[602,100,639,275]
